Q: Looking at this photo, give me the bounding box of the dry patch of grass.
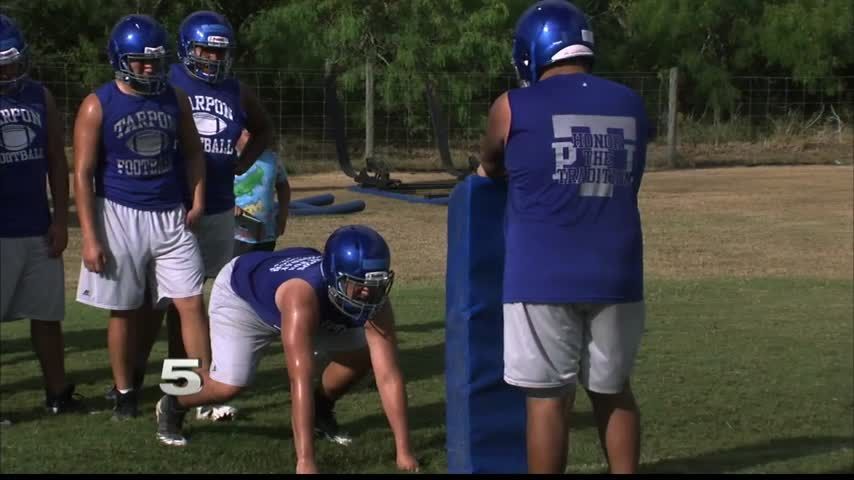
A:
[62,165,852,291]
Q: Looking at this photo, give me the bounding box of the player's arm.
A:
[478,91,510,178]
[365,302,419,472]
[276,279,320,474]
[72,93,107,272]
[235,81,273,175]
[44,86,68,258]
[274,158,290,237]
[174,86,206,227]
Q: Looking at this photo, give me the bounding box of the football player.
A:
[0,14,83,421]
[127,11,272,422]
[155,225,419,474]
[73,14,210,420]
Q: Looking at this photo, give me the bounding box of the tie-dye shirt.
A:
[233,150,288,244]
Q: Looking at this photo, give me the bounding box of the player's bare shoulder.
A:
[76,93,103,118]
[275,277,320,313]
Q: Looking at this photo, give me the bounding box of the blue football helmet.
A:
[511,0,595,87]
[0,14,30,93]
[178,11,236,84]
[106,14,169,95]
[321,225,395,327]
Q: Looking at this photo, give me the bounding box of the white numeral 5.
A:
[159,358,202,396]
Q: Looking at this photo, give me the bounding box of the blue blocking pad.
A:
[445,175,527,473]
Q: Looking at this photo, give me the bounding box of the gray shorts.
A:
[76,198,205,311]
[1,236,64,322]
[208,258,367,387]
[503,302,645,395]
[195,209,235,279]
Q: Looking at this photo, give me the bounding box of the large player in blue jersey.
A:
[73,14,210,421]
[126,10,272,421]
[0,14,84,420]
[478,1,648,474]
[154,225,419,474]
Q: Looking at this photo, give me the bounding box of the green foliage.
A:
[243,0,514,133]
[619,0,853,117]
[2,0,851,129]
[759,0,854,92]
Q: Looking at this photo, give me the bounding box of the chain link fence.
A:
[30,63,852,170]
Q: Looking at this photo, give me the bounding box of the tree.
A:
[243,0,515,134]
[759,0,854,90]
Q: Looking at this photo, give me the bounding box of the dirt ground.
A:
[62,165,853,291]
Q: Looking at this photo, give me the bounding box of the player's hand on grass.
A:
[396,452,420,472]
[46,222,68,258]
[186,207,204,231]
[82,239,107,273]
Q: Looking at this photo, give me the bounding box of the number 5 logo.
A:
[160,359,203,396]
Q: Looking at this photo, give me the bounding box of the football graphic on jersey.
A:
[0,124,36,152]
[127,130,169,157]
[193,111,228,136]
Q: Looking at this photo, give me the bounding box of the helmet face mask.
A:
[511,48,532,88]
[0,15,30,94]
[108,15,169,96]
[327,269,395,326]
[321,225,394,327]
[115,48,168,95]
[185,43,234,83]
[178,11,236,84]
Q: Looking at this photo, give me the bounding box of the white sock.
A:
[118,388,133,394]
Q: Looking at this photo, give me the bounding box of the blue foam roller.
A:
[288,200,366,216]
[290,193,335,207]
[445,175,527,474]
[347,186,450,205]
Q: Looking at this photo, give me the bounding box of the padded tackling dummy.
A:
[445,175,527,473]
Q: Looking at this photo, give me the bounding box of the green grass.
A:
[1,279,852,474]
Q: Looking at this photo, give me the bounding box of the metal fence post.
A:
[667,67,679,168]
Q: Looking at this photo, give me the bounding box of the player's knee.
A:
[202,371,243,401]
[214,384,243,403]
[328,347,371,374]
[524,383,577,402]
[171,295,205,315]
[586,380,637,407]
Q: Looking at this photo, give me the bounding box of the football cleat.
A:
[314,394,352,446]
[45,384,86,415]
[156,395,189,447]
[111,389,139,421]
[195,404,238,422]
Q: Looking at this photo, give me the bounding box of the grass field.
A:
[1,165,853,473]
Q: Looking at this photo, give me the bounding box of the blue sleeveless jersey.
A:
[503,73,648,304]
[230,247,353,330]
[0,79,51,237]
[169,64,246,214]
[94,81,184,211]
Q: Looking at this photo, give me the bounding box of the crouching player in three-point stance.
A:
[155,225,420,474]
[478,0,648,474]
[73,14,211,420]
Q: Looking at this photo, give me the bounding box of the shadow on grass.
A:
[641,435,854,473]
[395,320,445,335]
[0,359,167,420]
[1,327,108,357]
